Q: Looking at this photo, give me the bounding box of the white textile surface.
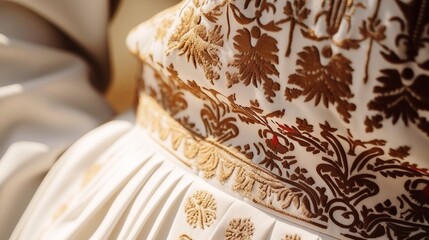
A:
[12,121,327,240]
[0,1,113,238]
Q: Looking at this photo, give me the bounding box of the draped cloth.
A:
[0,1,114,238]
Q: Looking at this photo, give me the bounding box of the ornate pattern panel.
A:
[129,0,429,239]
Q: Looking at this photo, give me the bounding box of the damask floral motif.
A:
[200,94,238,143]
[150,63,239,142]
[388,0,429,62]
[167,8,224,83]
[389,146,410,160]
[132,0,429,238]
[358,0,386,83]
[302,0,365,49]
[224,218,254,240]
[277,0,310,57]
[356,179,429,239]
[366,68,429,136]
[365,0,429,138]
[285,46,356,123]
[203,0,234,38]
[187,82,239,143]
[152,64,188,117]
[233,0,283,32]
[193,141,226,178]
[227,26,280,102]
[138,92,429,239]
[226,95,293,175]
[155,18,173,41]
[184,190,217,229]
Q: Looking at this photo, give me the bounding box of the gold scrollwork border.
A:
[137,93,326,229]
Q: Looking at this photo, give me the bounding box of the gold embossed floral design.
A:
[224,218,254,240]
[184,190,217,229]
[167,7,223,83]
[226,26,280,103]
[285,45,356,123]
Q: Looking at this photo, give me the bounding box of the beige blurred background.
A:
[107,0,178,113]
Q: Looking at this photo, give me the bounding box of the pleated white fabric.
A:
[0,39,112,239]
[12,121,327,240]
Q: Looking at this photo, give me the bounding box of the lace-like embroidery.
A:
[224,218,254,240]
[184,190,217,229]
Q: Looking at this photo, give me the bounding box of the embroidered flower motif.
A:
[387,0,429,62]
[154,65,188,117]
[139,92,429,239]
[155,18,173,41]
[367,68,429,136]
[184,190,217,229]
[168,8,224,83]
[389,146,410,160]
[278,0,310,57]
[359,10,387,83]
[410,185,429,207]
[196,142,222,178]
[134,1,429,238]
[227,26,280,102]
[302,0,365,49]
[401,180,429,224]
[224,218,255,240]
[285,46,356,123]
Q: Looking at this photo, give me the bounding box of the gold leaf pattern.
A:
[167,8,223,83]
[227,26,280,102]
[184,190,217,229]
[224,218,254,240]
[196,143,221,178]
[137,89,429,238]
[285,46,355,123]
[155,18,173,41]
[219,161,235,183]
[132,0,429,238]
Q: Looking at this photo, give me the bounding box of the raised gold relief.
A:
[167,7,223,83]
[138,94,308,222]
[184,190,217,229]
[134,0,429,238]
[224,218,254,240]
[155,18,173,41]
